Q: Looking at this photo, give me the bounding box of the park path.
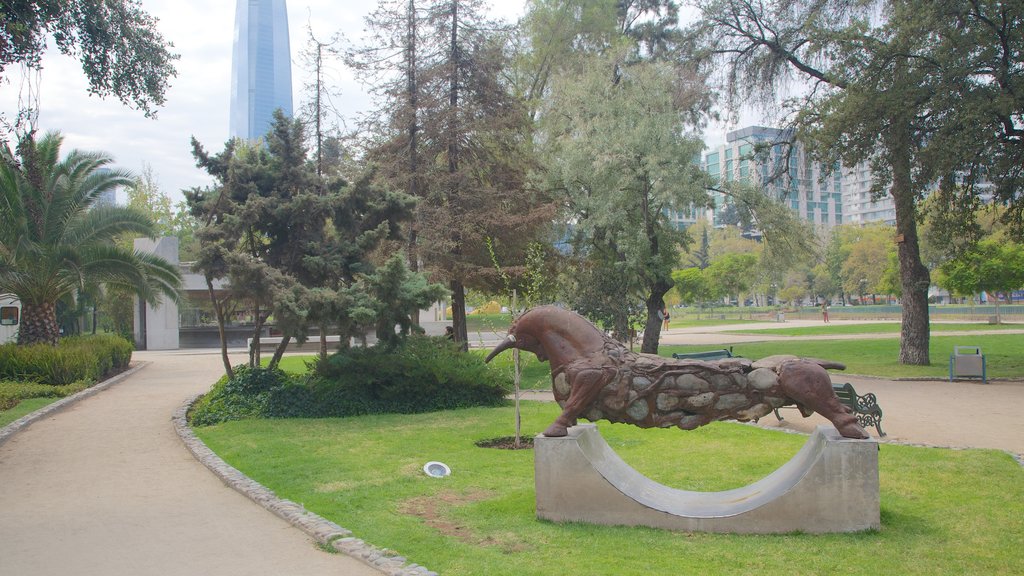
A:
[0,350,383,576]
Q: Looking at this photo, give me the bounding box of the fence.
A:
[676,304,1024,324]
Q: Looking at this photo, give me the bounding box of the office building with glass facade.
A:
[698,125,909,229]
[230,0,293,140]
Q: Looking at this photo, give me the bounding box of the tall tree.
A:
[938,237,1024,323]
[0,132,181,344]
[1,0,178,132]
[539,47,710,353]
[687,1,921,363]
[515,0,683,119]
[357,0,554,349]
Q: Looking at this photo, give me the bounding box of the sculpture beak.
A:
[484,334,516,363]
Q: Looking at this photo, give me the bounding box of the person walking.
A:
[821,301,830,323]
[661,307,671,331]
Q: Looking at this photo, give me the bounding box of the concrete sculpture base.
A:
[534,424,879,534]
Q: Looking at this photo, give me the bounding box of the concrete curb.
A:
[0,361,149,448]
[173,396,440,576]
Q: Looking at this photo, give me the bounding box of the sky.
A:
[0,1,744,207]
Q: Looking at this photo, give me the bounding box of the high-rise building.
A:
[703,126,846,228]
[229,0,293,141]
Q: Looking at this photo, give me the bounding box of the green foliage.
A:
[705,253,758,301]
[0,379,91,409]
[0,0,178,122]
[938,238,1024,298]
[312,336,509,416]
[189,366,296,427]
[0,334,131,385]
[671,267,715,306]
[366,254,447,347]
[0,131,182,345]
[190,337,509,426]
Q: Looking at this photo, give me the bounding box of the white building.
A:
[0,294,20,344]
[132,237,180,350]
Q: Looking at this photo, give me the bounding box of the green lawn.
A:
[0,397,59,427]
[195,404,1024,576]
[664,333,1024,379]
[727,322,1021,336]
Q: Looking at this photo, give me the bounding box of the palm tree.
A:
[0,132,182,345]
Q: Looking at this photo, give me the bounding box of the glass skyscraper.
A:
[230,0,293,140]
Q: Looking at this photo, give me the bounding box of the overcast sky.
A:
[0,1,743,207]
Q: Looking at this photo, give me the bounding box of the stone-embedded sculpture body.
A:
[485,306,868,439]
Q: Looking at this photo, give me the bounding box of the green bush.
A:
[189,336,509,426]
[0,379,92,412]
[310,335,509,417]
[189,366,303,426]
[0,335,133,385]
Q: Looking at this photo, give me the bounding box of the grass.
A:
[0,397,59,427]
[727,322,1022,336]
[271,355,318,375]
[663,333,1024,379]
[194,404,1024,576]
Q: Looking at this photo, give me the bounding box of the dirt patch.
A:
[474,436,534,450]
[399,490,491,542]
[399,490,532,553]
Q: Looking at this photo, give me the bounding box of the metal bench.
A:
[774,382,885,437]
[671,347,734,361]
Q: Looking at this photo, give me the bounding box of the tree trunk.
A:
[889,126,931,365]
[638,171,668,355]
[205,275,234,379]
[406,0,421,325]
[319,324,328,360]
[249,300,262,368]
[450,279,468,351]
[17,300,59,346]
[268,335,291,370]
[641,284,670,354]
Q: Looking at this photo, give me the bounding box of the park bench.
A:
[773,382,885,437]
[671,348,734,361]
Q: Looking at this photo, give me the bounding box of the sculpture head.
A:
[484,310,547,363]
[484,306,611,367]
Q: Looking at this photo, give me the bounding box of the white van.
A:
[1,294,21,344]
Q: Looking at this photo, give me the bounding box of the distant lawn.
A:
[195,405,1024,576]
[669,317,770,328]
[268,355,317,375]
[663,333,1024,379]
[727,322,1022,336]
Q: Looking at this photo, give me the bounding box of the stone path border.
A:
[173,395,440,576]
[0,361,149,448]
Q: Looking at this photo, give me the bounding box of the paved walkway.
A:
[0,350,383,576]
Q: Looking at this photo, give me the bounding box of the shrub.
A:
[188,336,510,426]
[0,335,132,385]
[0,379,92,411]
[310,335,509,417]
[189,366,303,426]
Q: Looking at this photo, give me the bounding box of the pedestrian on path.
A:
[821,301,830,323]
